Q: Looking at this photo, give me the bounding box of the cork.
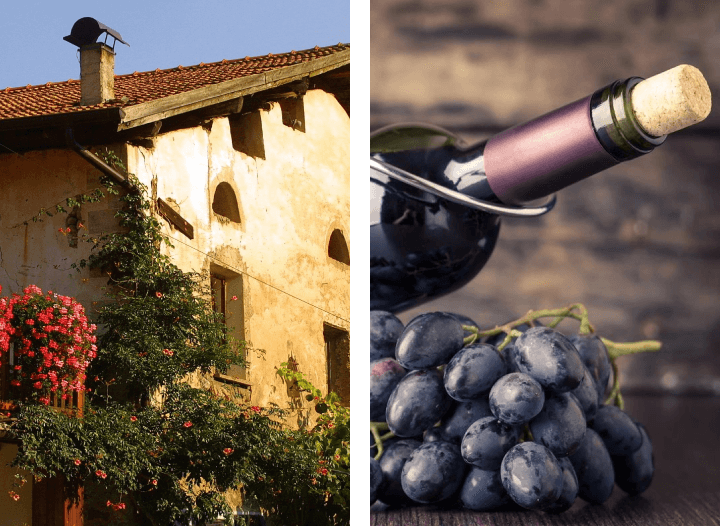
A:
[630,64,712,137]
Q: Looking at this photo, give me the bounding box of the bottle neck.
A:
[468,78,667,206]
[591,77,666,160]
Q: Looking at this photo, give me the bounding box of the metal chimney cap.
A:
[63,17,129,49]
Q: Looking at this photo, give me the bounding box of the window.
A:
[328,229,350,265]
[210,268,247,381]
[324,324,349,406]
[212,182,241,224]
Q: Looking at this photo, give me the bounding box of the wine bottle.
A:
[370,65,711,313]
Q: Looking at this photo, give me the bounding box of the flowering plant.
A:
[0,284,97,406]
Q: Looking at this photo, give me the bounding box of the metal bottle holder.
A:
[371,158,556,217]
[370,153,556,314]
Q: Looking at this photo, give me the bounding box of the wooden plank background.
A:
[371,0,720,395]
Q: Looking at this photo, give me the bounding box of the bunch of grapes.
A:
[370,307,658,513]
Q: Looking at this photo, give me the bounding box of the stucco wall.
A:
[0,88,350,416]
[128,88,351,410]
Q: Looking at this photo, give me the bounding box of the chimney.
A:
[63,17,129,106]
[80,43,115,105]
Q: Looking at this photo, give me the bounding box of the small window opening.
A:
[328,229,350,265]
[212,182,241,224]
[324,324,349,406]
[211,269,246,380]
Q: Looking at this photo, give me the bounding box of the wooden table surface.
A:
[370,393,720,525]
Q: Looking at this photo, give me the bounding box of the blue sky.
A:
[0,0,350,89]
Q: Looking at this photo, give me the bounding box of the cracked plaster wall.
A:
[0,89,350,419]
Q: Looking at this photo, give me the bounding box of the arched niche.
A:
[328,229,350,265]
[212,182,241,224]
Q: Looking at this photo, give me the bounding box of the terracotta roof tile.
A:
[0,44,348,120]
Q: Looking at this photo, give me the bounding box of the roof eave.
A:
[0,107,124,154]
[118,48,350,131]
[0,106,124,134]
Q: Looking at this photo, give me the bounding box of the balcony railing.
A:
[0,350,84,417]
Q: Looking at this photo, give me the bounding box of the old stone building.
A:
[0,21,349,524]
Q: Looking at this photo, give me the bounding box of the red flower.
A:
[231,295,238,301]
[151,479,158,486]
[250,406,261,414]
[319,468,329,476]
[183,421,192,428]
[223,448,234,456]
[9,491,20,501]
[155,292,163,298]
[74,459,81,466]
[95,470,107,479]
[130,416,137,422]
[33,381,42,389]
[163,349,174,356]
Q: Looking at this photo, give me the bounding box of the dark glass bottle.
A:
[370,77,666,313]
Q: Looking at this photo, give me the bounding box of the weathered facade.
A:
[0,34,349,524]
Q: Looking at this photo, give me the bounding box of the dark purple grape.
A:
[570,365,600,421]
[529,392,586,457]
[489,372,545,426]
[401,441,467,504]
[371,311,405,362]
[378,439,423,507]
[500,441,564,511]
[395,312,464,370]
[513,327,585,393]
[460,467,511,511]
[501,343,520,373]
[436,398,493,444]
[570,334,612,401]
[371,457,385,504]
[422,426,445,443]
[386,369,453,437]
[590,404,643,456]
[568,427,614,504]
[612,423,654,495]
[444,343,507,401]
[460,416,521,470]
[544,456,579,514]
[370,358,407,422]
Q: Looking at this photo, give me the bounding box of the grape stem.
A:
[461,304,661,409]
[370,422,394,461]
[604,359,625,410]
[463,304,598,351]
